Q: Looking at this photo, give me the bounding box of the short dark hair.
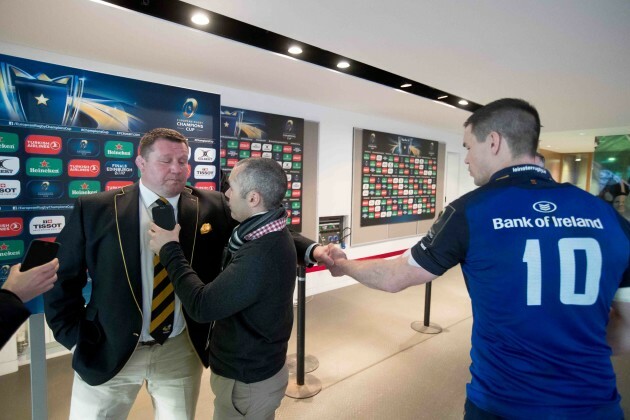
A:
[139,128,188,158]
[464,98,541,158]
[234,158,287,209]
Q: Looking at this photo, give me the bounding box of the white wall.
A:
[0,42,475,296]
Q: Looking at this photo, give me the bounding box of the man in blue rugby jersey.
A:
[329,98,630,419]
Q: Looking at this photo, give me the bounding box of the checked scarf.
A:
[222,207,287,269]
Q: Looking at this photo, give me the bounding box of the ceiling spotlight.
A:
[400,83,412,88]
[337,61,350,69]
[191,13,210,25]
[575,157,582,162]
[458,99,469,105]
[288,46,303,55]
[437,95,448,100]
[579,132,585,135]
[608,157,617,162]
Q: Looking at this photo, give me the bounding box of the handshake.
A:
[313,243,348,277]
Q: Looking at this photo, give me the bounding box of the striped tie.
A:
[149,197,175,344]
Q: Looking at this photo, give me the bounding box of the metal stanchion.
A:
[285,266,321,399]
[411,281,442,334]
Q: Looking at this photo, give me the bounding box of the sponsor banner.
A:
[67,138,100,157]
[194,182,216,191]
[194,147,216,162]
[0,132,19,152]
[0,156,20,176]
[0,240,24,261]
[25,134,63,154]
[104,141,133,158]
[26,157,63,177]
[0,180,20,199]
[26,180,64,199]
[68,159,101,177]
[105,180,134,191]
[29,215,65,235]
[0,217,23,237]
[105,161,134,178]
[68,180,101,197]
[194,165,216,179]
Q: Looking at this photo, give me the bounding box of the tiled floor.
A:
[1,266,628,419]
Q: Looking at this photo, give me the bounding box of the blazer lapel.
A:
[114,183,142,307]
[178,187,199,264]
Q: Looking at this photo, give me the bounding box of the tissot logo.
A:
[29,216,65,235]
[532,201,557,213]
[194,165,216,179]
[0,180,20,199]
[0,218,23,237]
[0,156,20,176]
[194,148,216,163]
[25,135,62,155]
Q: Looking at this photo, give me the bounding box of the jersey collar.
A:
[489,164,553,183]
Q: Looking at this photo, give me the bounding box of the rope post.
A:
[285,265,322,399]
[411,281,442,334]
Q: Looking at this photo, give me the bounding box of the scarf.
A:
[222,207,287,269]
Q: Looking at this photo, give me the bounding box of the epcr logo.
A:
[533,201,557,213]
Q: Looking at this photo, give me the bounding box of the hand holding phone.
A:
[152,204,176,230]
[20,240,60,272]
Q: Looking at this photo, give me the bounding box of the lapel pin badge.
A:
[200,223,212,234]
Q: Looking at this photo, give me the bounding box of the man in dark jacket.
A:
[149,157,297,419]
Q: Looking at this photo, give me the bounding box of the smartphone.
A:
[152,205,176,230]
[20,240,60,272]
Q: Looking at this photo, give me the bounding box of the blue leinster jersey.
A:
[411,165,630,419]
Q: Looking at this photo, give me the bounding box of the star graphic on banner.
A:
[35,94,49,106]
[0,243,8,251]
[224,121,229,127]
[115,143,123,150]
[40,160,49,168]
[81,182,89,190]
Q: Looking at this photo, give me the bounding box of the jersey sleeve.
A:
[613,212,630,301]
[410,200,469,276]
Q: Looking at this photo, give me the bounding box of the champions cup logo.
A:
[182,98,198,119]
[1,63,84,125]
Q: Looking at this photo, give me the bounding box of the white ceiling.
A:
[1,0,629,153]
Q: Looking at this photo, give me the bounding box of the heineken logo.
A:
[0,132,19,152]
[0,240,24,261]
[26,157,63,177]
[68,180,100,197]
[104,141,133,158]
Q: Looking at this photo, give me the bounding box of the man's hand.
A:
[148,222,181,255]
[2,258,59,303]
[328,246,348,277]
[312,243,336,266]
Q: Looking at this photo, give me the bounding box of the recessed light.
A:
[458,100,469,105]
[546,145,552,148]
[575,157,582,162]
[608,157,617,162]
[191,13,210,25]
[579,132,585,136]
[288,46,303,55]
[437,95,448,100]
[400,83,412,88]
[337,61,350,69]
